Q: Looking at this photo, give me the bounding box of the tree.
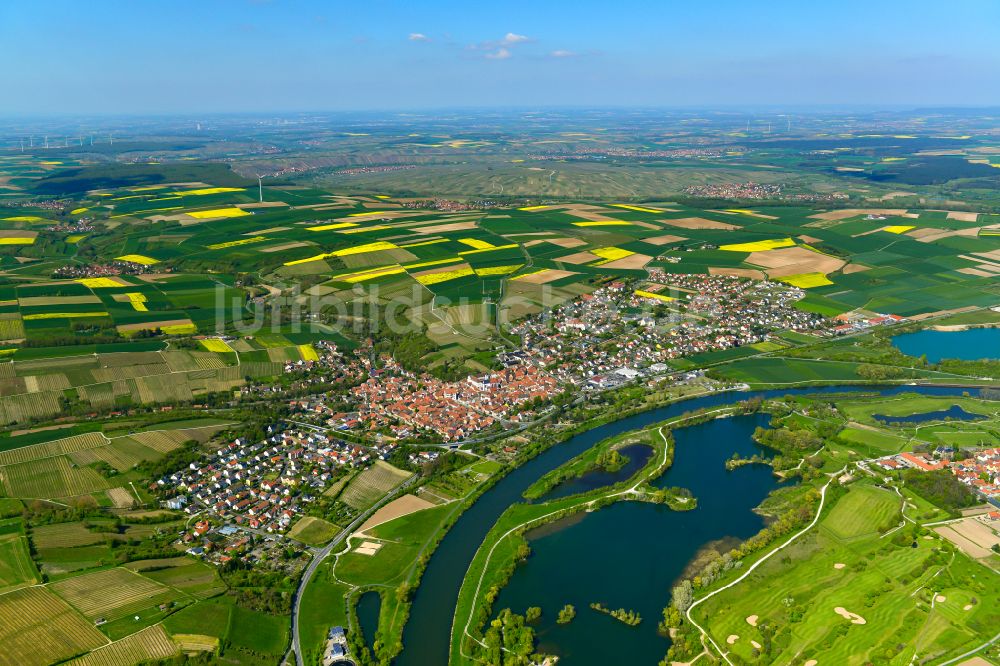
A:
[671,579,693,612]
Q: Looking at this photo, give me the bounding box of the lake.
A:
[492,413,783,665]
[892,328,1000,363]
[394,385,972,666]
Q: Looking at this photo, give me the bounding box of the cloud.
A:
[550,50,577,58]
[470,33,531,59]
[409,33,430,42]
[501,32,529,45]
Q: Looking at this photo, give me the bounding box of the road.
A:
[286,474,418,666]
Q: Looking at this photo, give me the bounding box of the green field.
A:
[288,516,340,546]
[694,482,1000,665]
[820,484,900,541]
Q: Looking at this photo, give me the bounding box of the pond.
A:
[537,443,654,501]
[892,327,1000,363]
[356,590,380,655]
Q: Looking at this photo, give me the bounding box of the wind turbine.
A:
[19,139,24,153]
[255,173,264,203]
[44,136,48,149]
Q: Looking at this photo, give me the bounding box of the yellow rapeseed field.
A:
[457,243,517,256]
[511,269,549,281]
[186,208,251,219]
[307,222,358,231]
[125,293,148,312]
[77,277,127,288]
[299,344,320,361]
[611,204,663,213]
[24,312,108,320]
[415,266,475,285]
[591,246,634,261]
[572,221,632,227]
[340,266,406,283]
[634,289,676,302]
[0,237,34,245]
[474,264,523,276]
[161,323,197,334]
[402,258,462,270]
[778,273,834,288]
[116,254,160,266]
[207,236,268,250]
[175,187,245,196]
[340,225,390,234]
[719,238,796,252]
[458,238,496,250]
[882,225,915,234]
[199,338,233,353]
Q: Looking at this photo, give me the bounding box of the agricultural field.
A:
[339,460,412,511]
[0,586,109,666]
[64,625,178,666]
[0,529,39,592]
[50,567,183,622]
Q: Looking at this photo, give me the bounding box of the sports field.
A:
[694,482,1000,665]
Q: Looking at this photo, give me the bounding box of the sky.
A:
[2,0,1000,115]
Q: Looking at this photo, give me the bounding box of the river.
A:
[394,385,975,666]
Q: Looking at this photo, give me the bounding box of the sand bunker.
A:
[804,660,818,666]
[352,540,384,556]
[726,635,739,645]
[745,615,758,627]
[935,595,947,603]
[833,563,846,570]
[834,607,866,625]
[964,604,974,611]
[750,640,762,650]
